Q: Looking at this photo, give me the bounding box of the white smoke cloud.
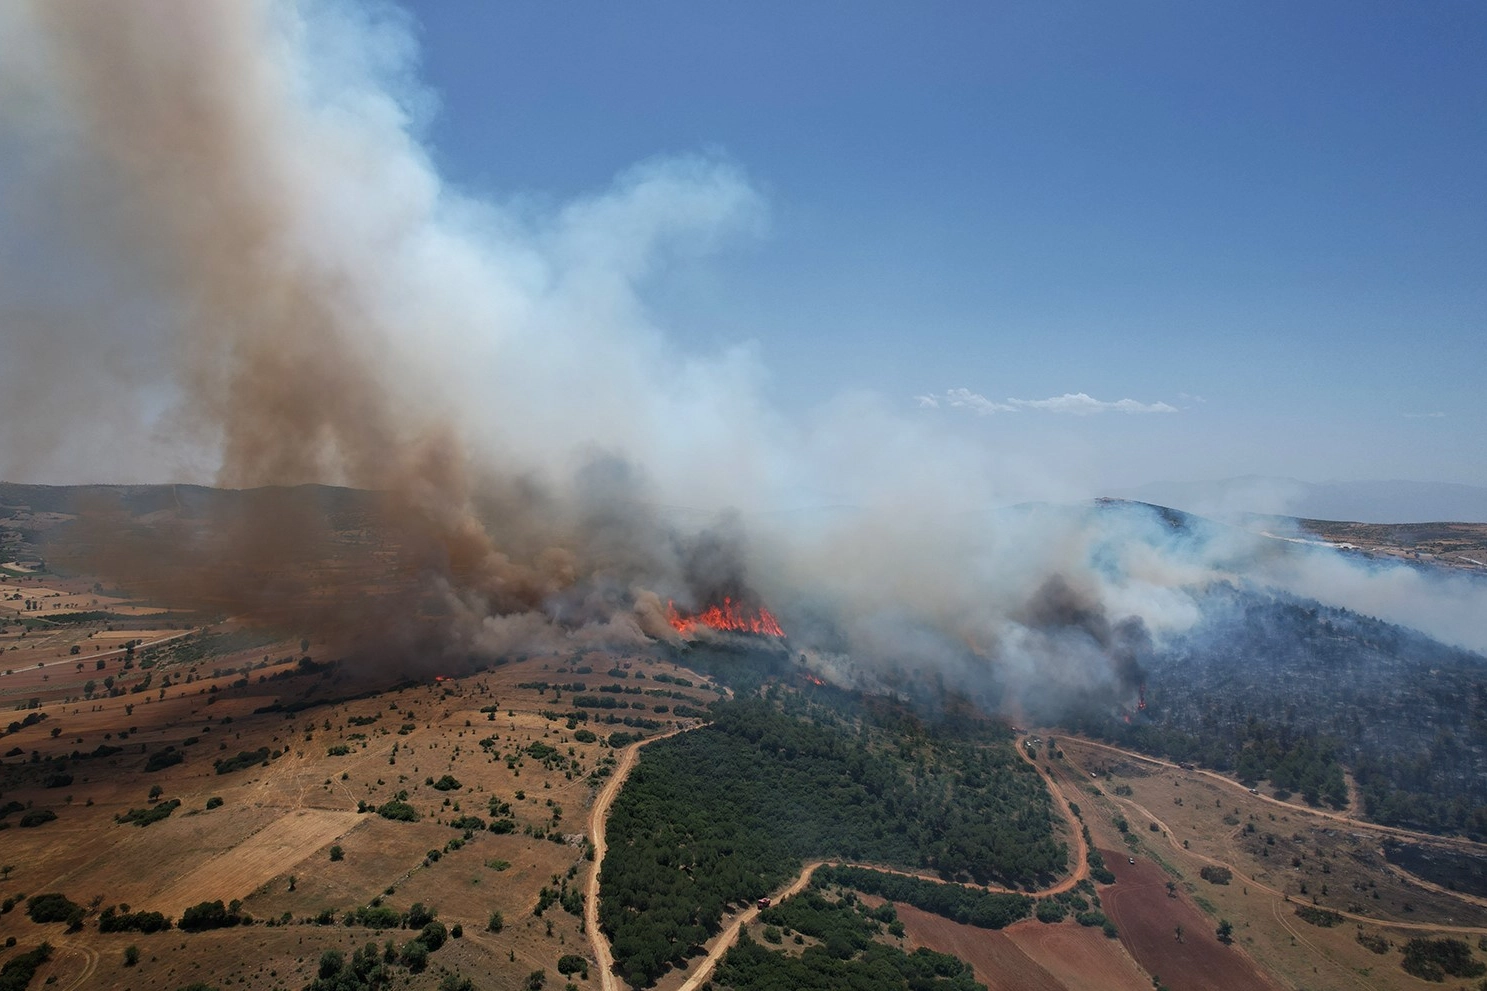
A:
[0,0,1482,703]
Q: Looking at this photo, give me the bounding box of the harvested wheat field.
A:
[146,808,361,913]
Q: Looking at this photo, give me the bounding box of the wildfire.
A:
[667,596,785,638]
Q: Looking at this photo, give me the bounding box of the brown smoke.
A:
[3,2,579,663]
[8,2,1472,711]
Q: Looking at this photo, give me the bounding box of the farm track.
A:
[1067,736,1487,855]
[1057,737,1487,936]
[587,728,1095,991]
[585,727,687,991]
[53,938,99,991]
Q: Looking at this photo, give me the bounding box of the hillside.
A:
[1068,584,1487,837]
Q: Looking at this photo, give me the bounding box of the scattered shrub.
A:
[1401,937,1485,981]
[99,907,172,933]
[26,894,81,924]
[419,920,447,951]
[375,800,418,822]
[178,900,242,932]
[116,799,181,827]
[214,747,270,774]
[1035,899,1068,923]
[144,749,183,772]
[1295,905,1343,928]
[400,939,429,972]
[0,942,52,989]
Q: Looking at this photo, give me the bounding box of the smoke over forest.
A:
[1,2,1482,714]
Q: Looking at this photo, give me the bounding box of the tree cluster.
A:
[1400,937,1486,982]
[714,891,983,991]
[1069,585,1487,837]
[812,866,1031,930]
[599,696,1059,986]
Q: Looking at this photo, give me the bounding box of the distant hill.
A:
[1108,476,1487,524]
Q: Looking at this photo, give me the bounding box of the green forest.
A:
[599,693,1062,986]
[812,865,1031,929]
[713,890,984,991]
[1069,586,1487,837]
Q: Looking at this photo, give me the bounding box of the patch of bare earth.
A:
[892,902,1064,991]
[1098,849,1283,991]
[1003,917,1151,991]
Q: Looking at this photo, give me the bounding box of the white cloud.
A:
[1403,411,1446,419]
[943,388,1018,415]
[1009,393,1178,415]
[919,389,1177,416]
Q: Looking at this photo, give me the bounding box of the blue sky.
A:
[408,3,1482,487]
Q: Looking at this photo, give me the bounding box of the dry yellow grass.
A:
[0,603,721,991]
[1051,735,1487,991]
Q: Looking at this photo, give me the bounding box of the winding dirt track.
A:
[585,727,686,991]
[586,729,1094,991]
[674,861,826,991]
[1068,735,1487,854]
[1015,738,1090,896]
[54,939,99,991]
[1060,737,1487,936]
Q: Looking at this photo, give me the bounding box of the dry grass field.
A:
[0,571,724,991]
[1049,736,1487,991]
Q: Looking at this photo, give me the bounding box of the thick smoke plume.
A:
[1,2,1483,708]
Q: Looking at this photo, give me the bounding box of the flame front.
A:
[667,596,785,638]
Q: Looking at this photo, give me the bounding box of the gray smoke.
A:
[1,1,1482,709]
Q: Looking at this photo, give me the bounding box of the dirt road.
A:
[1066,735,1487,855]
[585,727,687,991]
[1058,738,1487,936]
[664,739,1095,991]
[1016,738,1090,896]
[585,730,1099,990]
[674,861,826,991]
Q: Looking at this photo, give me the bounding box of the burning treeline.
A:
[0,1,1300,713]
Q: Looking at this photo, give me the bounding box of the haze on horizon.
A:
[0,0,1482,511]
[408,0,1487,504]
[1,0,1485,705]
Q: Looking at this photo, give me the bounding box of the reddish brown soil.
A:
[892,902,1065,991]
[1098,849,1283,991]
[1004,918,1151,991]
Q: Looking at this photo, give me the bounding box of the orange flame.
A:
[667,596,785,638]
